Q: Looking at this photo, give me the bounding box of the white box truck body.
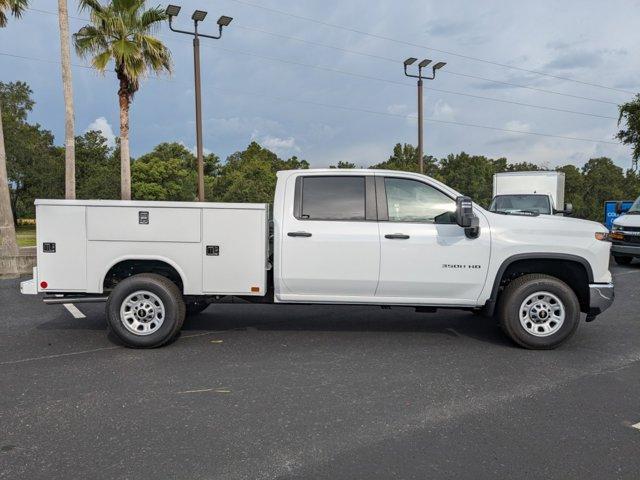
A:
[490,171,567,215]
[21,169,613,350]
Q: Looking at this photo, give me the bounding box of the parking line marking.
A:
[63,303,86,319]
[632,422,640,431]
[178,388,231,394]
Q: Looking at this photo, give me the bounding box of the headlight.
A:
[611,224,622,231]
[595,232,609,241]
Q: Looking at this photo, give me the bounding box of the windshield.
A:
[490,194,551,215]
[627,196,640,214]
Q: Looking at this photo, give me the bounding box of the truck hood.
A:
[482,209,607,233]
[612,213,640,228]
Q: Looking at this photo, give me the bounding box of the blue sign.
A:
[604,200,634,229]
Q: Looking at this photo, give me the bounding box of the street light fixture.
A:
[166,4,233,202]
[403,57,446,174]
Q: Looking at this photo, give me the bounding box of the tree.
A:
[556,164,585,217]
[132,156,196,201]
[617,94,640,171]
[208,142,308,203]
[0,0,28,257]
[370,143,438,177]
[76,130,119,199]
[439,152,506,207]
[58,0,76,199]
[0,0,27,27]
[74,0,172,200]
[1,82,64,220]
[330,161,356,169]
[582,157,625,221]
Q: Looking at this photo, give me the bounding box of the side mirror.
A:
[616,201,623,214]
[564,203,573,216]
[456,196,480,238]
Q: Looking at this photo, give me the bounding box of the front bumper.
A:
[611,242,640,257]
[588,282,614,316]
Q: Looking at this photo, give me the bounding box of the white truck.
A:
[20,169,614,349]
[609,195,640,265]
[489,171,571,216]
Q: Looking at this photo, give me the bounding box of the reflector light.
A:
[40,281,48,289]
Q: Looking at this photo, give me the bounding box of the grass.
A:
[16,225,36,248]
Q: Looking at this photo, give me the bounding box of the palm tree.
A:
[74,0,172,200]
[58,0,75,199]
[0,0,28,258]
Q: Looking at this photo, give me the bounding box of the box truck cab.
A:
[489,171,571,216]
[21,169,613,350]
[610,195,640,265]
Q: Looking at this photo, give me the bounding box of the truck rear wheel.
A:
[498,274,580,349]
[106,273,185,348]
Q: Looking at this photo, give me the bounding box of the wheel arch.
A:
[486,253,593,315]
[101,256,187,294]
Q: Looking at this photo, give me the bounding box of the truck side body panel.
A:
[34,200,268,296]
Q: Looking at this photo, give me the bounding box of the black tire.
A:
[498,274,580,350]
[614,255,633,265]
[185,300,209,316]
[105,273,185,348]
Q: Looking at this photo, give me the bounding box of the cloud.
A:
[431,100,456,121]
[387,104,409,115]
[543,51,602,70]
[178,140,212,156]
[504,120,532,132]
[86,117,116,148]
[254,134,301,156]
[208,117,283,136]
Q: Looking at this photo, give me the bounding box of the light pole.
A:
[166,5,233,202]
[403,58,446,174]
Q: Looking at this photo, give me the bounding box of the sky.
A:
[1,0,639,169]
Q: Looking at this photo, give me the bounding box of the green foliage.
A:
[76,130,119,199]
[0,0,28,28]
[371,143,438,177]
[208,141,308,203]
[438,152,507,207]
[330,161,357,169]
[132,143,197,201]
[617,94,640,169]
[581,157,626,221]
[1,81,64,219]
[556,164,585,216]
[74,0,172,97]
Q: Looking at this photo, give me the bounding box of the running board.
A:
[43,295,108,305]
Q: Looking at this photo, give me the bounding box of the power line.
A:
[180,43,619,121]
[210,86,619,145]
[0,50,618,146]
[27,6,621,107]
[225,0,636,95]
[235,24,619,106]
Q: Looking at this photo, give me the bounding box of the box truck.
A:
[490,171,571,216]
[21,169,613,350]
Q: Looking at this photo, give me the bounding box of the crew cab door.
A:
[279,174,380,299]
[375,175,490,304]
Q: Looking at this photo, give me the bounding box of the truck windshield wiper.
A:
[494,210,540,216]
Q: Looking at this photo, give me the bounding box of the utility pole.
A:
[166,5,232,202]
[403,58,446,174]
[58,0,76,200]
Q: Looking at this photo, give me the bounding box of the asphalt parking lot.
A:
[1,262,640,480]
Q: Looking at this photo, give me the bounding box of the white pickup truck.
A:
[20,169,614,349]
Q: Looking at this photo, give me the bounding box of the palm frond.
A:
[73,0,173,95]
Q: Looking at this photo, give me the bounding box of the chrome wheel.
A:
[519,291,565,337]
[120,290,165,336]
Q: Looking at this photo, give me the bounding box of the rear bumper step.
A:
[43,295,108,305]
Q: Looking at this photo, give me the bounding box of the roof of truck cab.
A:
[34,199,268,209]
[277,169,463,198]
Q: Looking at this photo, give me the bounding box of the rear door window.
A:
[299,176,366,221]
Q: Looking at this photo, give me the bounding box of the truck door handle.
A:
[287,231,312,237]
[385,233,410,239]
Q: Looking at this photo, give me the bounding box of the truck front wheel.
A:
[498,274,580,349]
[105,273,185,348]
